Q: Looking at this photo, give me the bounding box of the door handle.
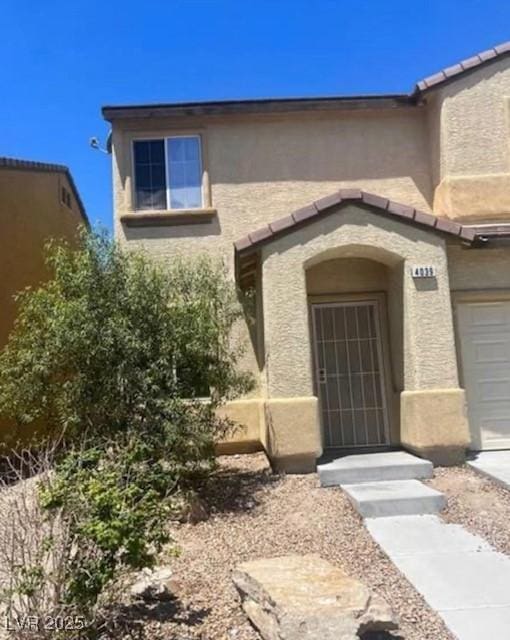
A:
[318,368,326,384]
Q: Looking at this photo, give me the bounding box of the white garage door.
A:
[457,301,510,450]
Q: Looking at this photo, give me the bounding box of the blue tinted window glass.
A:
[133,139,166,210]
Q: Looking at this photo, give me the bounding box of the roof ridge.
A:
[0,156,70,172]
[234,188,478,254]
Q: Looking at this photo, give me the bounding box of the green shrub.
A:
[0,228,252,440]
[0,230,253,636]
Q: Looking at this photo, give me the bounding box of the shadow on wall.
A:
[413,277,438,291]
[123,216,222,241]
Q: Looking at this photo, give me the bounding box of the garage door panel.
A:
[476,378,510,402]
[463,302,510,331]
[478,417,510,448]
[472,337,510,364]
[457,301,510,450]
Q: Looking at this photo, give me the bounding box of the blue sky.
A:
[2,1,510,231]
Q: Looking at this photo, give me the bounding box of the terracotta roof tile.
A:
[234,236,253,252]
[314,192,343,211]
[495,42,510,55]
[387,201,415,220]
[270,215,295,234]
[338,187,362,200]
[413,210,437,226]
[361,192,389,210]
[414,41,510,94]
[292,203,319,223]
[459,226,478,242]
[478,48,498,62]
[435,218,463,235]
[248,226,272,244]
[234,189,478,254]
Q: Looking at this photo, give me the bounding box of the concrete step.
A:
[317,451,433,487]
[342,479,446,518]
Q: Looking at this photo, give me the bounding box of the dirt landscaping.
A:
[138,453,453,640]
[427,465,510,557]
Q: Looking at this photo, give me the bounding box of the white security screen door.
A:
[457,301,510,450]
[312,301,390,448]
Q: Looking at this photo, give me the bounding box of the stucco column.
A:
[400,250,469,465]
[260,251,322,472]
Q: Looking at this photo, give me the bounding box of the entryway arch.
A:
[306,253,404,450]
[235,189,473,470]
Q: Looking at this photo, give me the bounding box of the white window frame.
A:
[131,134,204,212]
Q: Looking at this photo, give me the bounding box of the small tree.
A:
[0,230,253,636]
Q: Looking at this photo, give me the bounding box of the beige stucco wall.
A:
[112,107,433,252]
[261,205,459,396]
[112,107,435,399]
[447,244,510,291]
[427,58,510,220]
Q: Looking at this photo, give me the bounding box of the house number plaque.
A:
[411,265,436,278]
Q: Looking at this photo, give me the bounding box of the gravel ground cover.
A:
[137,453,453,640]
[427,464,510,557]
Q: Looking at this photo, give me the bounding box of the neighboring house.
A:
[0,157,88,440]
[103,42,510,473]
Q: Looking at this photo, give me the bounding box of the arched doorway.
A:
[306,253,403,451]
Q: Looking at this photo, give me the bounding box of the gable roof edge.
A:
[0,156,89,227]
[234,189,479,255]
[414,41,510,94]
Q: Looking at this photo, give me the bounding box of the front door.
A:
[457,301,510,450]
[312,300,390,448]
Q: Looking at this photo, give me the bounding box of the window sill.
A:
[120,208,217,227]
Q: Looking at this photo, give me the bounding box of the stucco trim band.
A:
[264,397,322,473]
[215,397,322,473]
[216,399,265,454]
[400,388,470,466]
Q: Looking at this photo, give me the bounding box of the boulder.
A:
[232,554,398,640]
[130,566,176,602]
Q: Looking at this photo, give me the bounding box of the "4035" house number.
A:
[411,265,436,278]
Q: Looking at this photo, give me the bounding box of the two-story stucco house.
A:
[103,42,510,473]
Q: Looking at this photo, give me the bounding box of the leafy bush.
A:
[0,230,253,637]
[0,229,251,441]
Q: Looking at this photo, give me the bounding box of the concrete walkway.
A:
[467,450,510,490]
[319,451,510,639]
[367,515,510,640]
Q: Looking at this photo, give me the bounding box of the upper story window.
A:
[133,136,203,211]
